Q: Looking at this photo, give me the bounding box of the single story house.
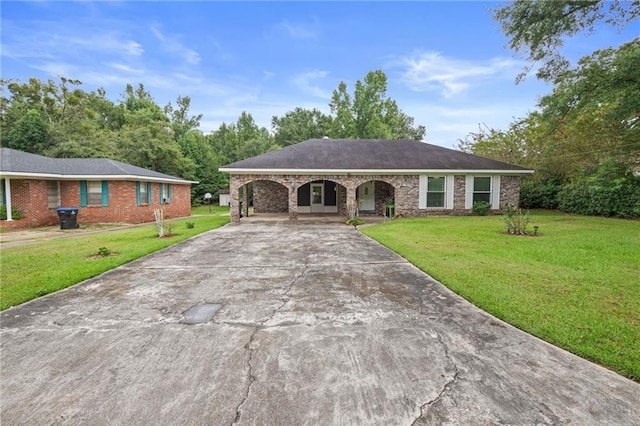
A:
[219,138,534,223]
[1,148,196,229]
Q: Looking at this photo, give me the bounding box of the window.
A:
[81,180,108,207]
[160,183,172,204]
[426,177,445,208]
[137,182,151,206]
[473,177,492,204]
[47,181,61,208]
[87,181,103,205]
[0,179,4,206]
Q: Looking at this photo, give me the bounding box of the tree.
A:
[328,70,426,140]
[165,96,202,142]
[3,109,50,153]
[493,0,640,82]
[271,107,333,147]
[208,112,276,166]
[178,131,226,203]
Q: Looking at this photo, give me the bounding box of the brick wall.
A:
[228,173,525,223]
[1,179,192,229]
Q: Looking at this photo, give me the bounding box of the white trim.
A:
[445,175,454,209]
[0,172,196,184]
[4,178,12,221]
[219,168,533,175]
[418,175,427,209]
[465,176,474,209]
[491,175,501,209]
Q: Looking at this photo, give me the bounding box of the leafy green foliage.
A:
[519,177,561,209]
[493,0,639,82]
[502,203,530,234]
[558,161,640,218]
[472,201,492,216]
[0,205,24,220]
[272,107,332,147]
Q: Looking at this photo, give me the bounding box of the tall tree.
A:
[329,70,426,140]
[165,96,202,142]
[271,107,332,147]
[493,0,639,82]
[208,112,275,165]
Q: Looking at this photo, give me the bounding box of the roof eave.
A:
[0,171,198,184]
[218,168,534,175]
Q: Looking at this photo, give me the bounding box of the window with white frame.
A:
[87,181,103,205]
[46,181,61,208]
[472,177,492,204]
[426,176,446,208]
[139,182,149,205]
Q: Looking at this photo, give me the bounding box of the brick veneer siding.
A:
[228,173,524,223]
[1,179,192,229]
[253,180,288,213]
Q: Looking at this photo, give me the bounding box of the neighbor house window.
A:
[80,180,108,207]
[472,177,492,204]
[137,181,151,206]
[160,183,172,204]
[47,181,61,208]
[426,177,446,208]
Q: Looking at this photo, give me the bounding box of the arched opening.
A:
[296,179,346,215]
[356,180,395,216]
[252,180,288,213]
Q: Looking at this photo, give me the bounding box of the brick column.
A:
[288,185,298,220]
[230,178,240,223]
[346,186,357,218]
[243,184,250,218]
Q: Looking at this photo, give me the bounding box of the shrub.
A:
[346,217,365,229]
[97,247,112,257]
[185,222,195,229]
[519,177,561,209]
[557,162,640,218]
[0,206,24,220]
[502,203,530,235]
[472,201,491,216]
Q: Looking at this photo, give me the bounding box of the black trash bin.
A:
[56,207,79,229]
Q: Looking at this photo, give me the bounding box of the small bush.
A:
[472,201,491,216]
[0,206,24,220]
[97,247,112,257]
[502,204,530,235]
[165,223,175,237]
[346,217,365,228]
[185,222,195,229]
[520,177,561,209]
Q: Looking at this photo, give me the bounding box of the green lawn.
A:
[361,212,640,381]
[0,208,229,310]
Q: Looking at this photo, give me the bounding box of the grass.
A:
[361,212,640,381]
[0,208,229,310]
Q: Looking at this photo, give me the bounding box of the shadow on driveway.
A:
[1,223,639,424]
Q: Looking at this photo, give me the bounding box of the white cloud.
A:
[291,70,330,98]
[395,51,522,98]
[279,19,317,39]
[150,24,201,65]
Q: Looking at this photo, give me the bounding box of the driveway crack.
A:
[231,266,307,425]
[411,332,460,425]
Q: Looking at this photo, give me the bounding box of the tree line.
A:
[1,71,424,203]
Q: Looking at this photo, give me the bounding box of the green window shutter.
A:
[1,179,5,205]
[168,184,172,203]
[159,184,164,205]
[136,182,141,206]
[80,181,87,207]
[147,183,152,204]
[101,181,108,206]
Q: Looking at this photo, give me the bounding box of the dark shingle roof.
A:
[220,139,533,172]
[0,148,193,183]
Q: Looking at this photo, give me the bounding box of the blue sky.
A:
[2,1,637,148]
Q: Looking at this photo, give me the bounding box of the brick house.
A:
[1,148,196,229]
[220,138,533,223]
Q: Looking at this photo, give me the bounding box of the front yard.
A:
[362,212,640,381]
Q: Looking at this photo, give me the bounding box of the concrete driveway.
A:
[1,223,639,425]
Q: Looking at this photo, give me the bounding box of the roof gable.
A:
[220,139,533,173]
[0,148,194,183]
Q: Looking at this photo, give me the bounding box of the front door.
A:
[311,183,324,213]
[359,181,375,211]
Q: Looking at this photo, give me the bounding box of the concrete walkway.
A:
[1,223,638,425]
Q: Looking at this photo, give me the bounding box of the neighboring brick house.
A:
[1,148,196,229]
[219,138,533,223]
